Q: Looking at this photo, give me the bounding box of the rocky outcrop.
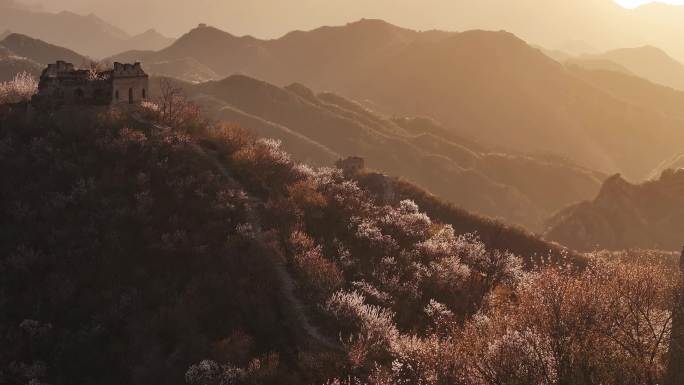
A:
[545,170,684,251]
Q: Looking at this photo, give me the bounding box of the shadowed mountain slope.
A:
[347,29,684,180]
[186,74,603,231]
[0,47,42,81]
[581,46,684,91]
[0,33,89,65]
[564,58,632,75]
[567,64,684,121]
[126,29,175,52]
[545,170,684,251]
[0,4,173,58]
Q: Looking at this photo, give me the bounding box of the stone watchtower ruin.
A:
[32,61,149,108]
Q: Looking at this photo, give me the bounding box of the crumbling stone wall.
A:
[32,61,149,108]
[111,62,149,104]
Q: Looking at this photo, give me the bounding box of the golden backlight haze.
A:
[24,0,684,60]
[615,0,684,7]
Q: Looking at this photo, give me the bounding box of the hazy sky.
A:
[615,0,684,7]
[24,0,684,38]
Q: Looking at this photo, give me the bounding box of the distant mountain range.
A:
[0,52,40,82]
[0,3,174,58]
[179,74,604,231]
[1,33,88,65]
[545,169,684,251]
[0,33,89,80]
[5,18,684,246]
[396,0,684,64]
[0,28,602,231]
[112,19,684,181]
[575,46,684,91]
[567,63,684,122]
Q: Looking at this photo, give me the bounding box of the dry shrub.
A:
[459,257,678,385]
[156,77,204,131]
[232,138,297,195]
[325,290,399,351]
[207,123,255,156]
[137,100,162,121]
[0,72,37,104]
[289,231,343,297]
[287,180,327,211]
[211,330,256,365]
[185,353,280,385]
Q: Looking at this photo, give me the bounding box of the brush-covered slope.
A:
[351,169,579,265]
[0,96,587,384]
[117,20,684,180]
[188,75,603,231]
[2,102,677,385]
[545,169,684,251]
[0,109,297,385]
[0,45,42,81]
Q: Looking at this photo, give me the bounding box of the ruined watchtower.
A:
[32,61,149,108]
[110,62,149,104]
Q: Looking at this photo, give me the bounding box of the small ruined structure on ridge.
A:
[32,61,149,108]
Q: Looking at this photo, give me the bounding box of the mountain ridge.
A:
[184,73,604,231]
[545,169,684,251]
[115,20,684,180]
[579,45,684,90]
[0,33,89,65]
[0,4,174,58]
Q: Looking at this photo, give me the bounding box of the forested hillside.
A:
[0,97,680,385]
[2,0,684,383]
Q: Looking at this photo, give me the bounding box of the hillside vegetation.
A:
[0,100,680,385]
